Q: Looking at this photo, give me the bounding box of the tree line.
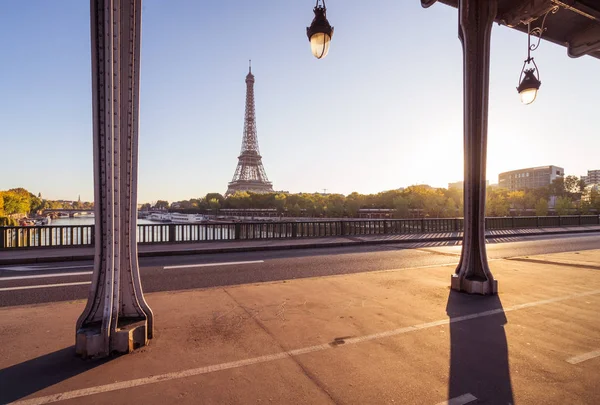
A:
[0,188,93,225]
[147,175,599,218]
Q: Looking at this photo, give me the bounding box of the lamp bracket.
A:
[528,5,559,53]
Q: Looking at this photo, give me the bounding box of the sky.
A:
[0,1,598,203]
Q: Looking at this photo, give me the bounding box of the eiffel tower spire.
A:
[226,64,274,196]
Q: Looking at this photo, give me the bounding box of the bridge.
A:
[1,1,600,404]
[42,209,94,217]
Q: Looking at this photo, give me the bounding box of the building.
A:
[226,64,274,196]
[581,169,600,185]
[498,165,564,191]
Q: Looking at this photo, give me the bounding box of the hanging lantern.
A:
[516,6,558,104]
[307,0,334,59]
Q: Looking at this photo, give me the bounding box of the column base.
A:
[451,274,498,295]
[76,319,148,359]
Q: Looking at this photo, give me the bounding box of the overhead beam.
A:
[568,22,600,57]
[422,0,600,59]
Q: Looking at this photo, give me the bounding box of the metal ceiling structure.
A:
[422,0,600,59]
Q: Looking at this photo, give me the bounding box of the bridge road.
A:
[1,232,599,307]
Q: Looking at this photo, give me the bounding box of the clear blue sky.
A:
[1,1,598,203]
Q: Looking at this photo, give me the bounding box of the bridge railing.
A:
[0,215,598,249]
[0,225,94,249]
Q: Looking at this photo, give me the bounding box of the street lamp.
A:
[516,6,558,105]
[307,0,334,59]
[517,66,541,105]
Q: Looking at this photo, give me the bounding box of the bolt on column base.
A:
[451,274,498,295]
[76,319,148,359]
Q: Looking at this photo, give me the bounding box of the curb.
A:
[0,227,598,265]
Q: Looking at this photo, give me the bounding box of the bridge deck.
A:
[1,248,600,404]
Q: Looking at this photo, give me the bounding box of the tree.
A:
[227,191,250,209]
[345,192,363,218]
[2,191,30,215]
[288,203,301,217]
[486,189,510,217]
[274,193,287,215]
[205,193,225,205]
[507,191,525,216]
[393,196,409,218]
[579,199,591,215]
[423,192,446,217]
[563,175,584,201]
[549,177,566,198]
[154,200,169,210]
[555,196,573,216]
[534,198,548,216]
[140,203,151,211]
[592,188,600,212]
[29,195,44,213]
[444,198,458,217]
[208,198,221,215]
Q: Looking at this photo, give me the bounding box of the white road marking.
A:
[10,288,600,405]
[0,281,91,292]
[0,265,92,272]
[163,260,264,270]
[436,393,478,405]
[0,272,92,281]
[566,349,600,364]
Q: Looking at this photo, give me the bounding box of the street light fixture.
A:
[307,0,334,59]
[516,6,558,105]
[517,62,541,105]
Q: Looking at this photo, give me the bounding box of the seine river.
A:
[45,215,233,242]
[50,216,155,226]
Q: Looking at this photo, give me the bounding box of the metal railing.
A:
[1,215,598,249]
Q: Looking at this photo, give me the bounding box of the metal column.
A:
[452,0,498,295]
[76,0,153,358]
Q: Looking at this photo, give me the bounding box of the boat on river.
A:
[169,213,207,224]
[34,216,51,226]
[148,212,171,222]
[147,212,207,224]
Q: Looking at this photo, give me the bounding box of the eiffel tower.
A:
[226,63,274,196]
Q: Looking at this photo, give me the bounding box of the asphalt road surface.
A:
[1,232,599,307]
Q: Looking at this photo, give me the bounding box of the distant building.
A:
[498,165,564,191]
[581,169,600,185]
[448,180,488,190]
[582,184,599,202]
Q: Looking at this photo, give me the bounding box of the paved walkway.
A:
[1,249,599,404]
[1,225,599,265]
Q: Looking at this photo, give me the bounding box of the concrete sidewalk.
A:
[1,225,599,265]
[1,250,600,404]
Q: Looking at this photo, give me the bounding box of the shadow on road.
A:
[0,346,109,403]
[446,290,514,404]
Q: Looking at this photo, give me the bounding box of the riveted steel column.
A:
[452,0,498,295]
[76,0,153,358]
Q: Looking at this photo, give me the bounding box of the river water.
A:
[46,215,232,242]
[50,216,155,226]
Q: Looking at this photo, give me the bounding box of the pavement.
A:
[1,225,599,265]
[1,248,600,404]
